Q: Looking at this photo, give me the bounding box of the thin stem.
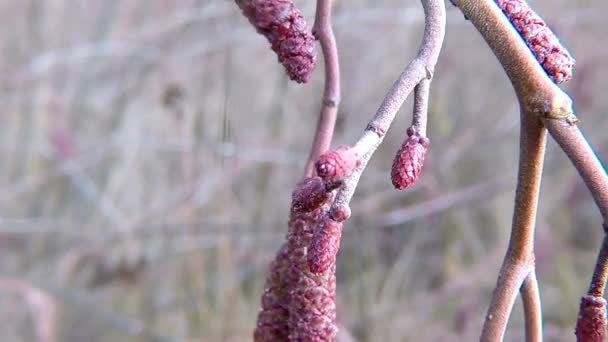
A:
[521,270,543,342]
[412,78,430,136]
[331,0,445,212]
[304,0,340,177]
[588,228,608,297]
[451,0,608,339]
[480,112,546,341]
[542,119,608,224]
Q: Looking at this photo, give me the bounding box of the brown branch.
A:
[479,112,546,341]
[304,0,341,177]
[542,120,608,224]
[520,270,542,342]
[451,0,608,338]
[331,0,445,212]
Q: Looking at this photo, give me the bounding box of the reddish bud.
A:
[291,177,331,213]
[330,205,351,222]
[307,217,343,274]
[391,134,429,190]
[315,146,359,184]
[236,0,316,83]
[495,0,574,83]
[575,295,606,341]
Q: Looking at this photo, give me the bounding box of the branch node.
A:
[366,123,386,137]
[424,66,433,80]
[324,99,337,107]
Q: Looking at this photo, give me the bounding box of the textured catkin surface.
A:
[391,135,429,190]
[495,0,575,83]
[235,0,316,83]
[255,190,338,341]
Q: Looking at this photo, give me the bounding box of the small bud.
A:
[495,0,575,83]
[307,217,343,274]
[235,0,316,83]
[315,146,359,184]
[291,177,331,214]
[391,134,429,190]
[330,205,351,222]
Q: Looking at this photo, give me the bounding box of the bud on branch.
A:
[391,128,429,190]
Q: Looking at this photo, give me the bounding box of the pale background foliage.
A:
[0,1,606,341]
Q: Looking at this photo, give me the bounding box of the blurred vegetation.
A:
[0,0,606,341]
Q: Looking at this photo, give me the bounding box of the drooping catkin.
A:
[307,216,343,274]
[254,181,338,341]
[236,0,317,83]
[391,129,429,190]
[495,0,575,84]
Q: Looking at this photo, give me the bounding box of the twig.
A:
[451,0,608,339]
[331,0,446,212]
[304,0,341,177]
[479,113,546,341]
[588,227,608,298]
[412,79,430,136]
[520,270,542,342]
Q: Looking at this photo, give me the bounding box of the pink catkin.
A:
[315,146,359,184]
[291,177,331,214]
[308,216,343,274]
[391,133,429,190]
[495,0,574,84]
[254,181,338,341]
[236,0,316,83]
[286,208,338,341]
[575,295,607,342]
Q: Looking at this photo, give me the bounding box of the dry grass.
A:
[0,0,606,341]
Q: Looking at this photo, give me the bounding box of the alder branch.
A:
[331,0,445,212]
[411,78,430,137]
[450,0,608,340]
[521,270,543,342]
[304,0,341,177]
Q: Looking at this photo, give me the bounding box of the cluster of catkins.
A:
[254,147,359,341]
[235,0,317,83]
[495,0,575,84]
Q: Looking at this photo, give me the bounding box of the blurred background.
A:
[0,0,606,341]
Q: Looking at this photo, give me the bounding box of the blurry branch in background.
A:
[451,0,608,340]
[303,0,341,177]
[0,277,59,342]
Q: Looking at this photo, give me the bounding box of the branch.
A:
[451,0,608,340]
[331,0,446,212]
[304,0,341,177]
[520,270,543,342]
[479,112,546,341]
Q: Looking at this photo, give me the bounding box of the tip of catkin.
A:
[236,0,317,83]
